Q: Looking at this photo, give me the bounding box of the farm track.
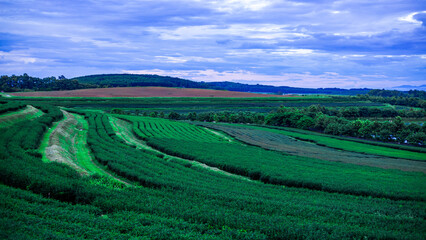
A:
[41,110,131,186]
[0,105,43,128]
[196,122,426,173]
[108,116,252,181]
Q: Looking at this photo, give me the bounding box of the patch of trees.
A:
[356,90,426,108]
[264,107,425,145]
[73,74,212,89]
[0,74,96,92]
[368,89,426,99]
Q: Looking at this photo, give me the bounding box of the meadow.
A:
[0,94,425,239]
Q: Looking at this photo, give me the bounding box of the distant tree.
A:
[168,112,180,120]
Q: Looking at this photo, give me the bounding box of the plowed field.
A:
[11,87,289,98]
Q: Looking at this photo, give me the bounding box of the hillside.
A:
[72,74,211,89]
[72,74,371,95]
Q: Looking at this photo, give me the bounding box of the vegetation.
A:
[0,74,93,92]
[121,115,426,201]
[0,105,44,128]
[194,122,426,172]
[0,94,425,239]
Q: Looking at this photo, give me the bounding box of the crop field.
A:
[195,122,426,172]
[10,86,290,98]
[4,93,388,113]
[127,116,425,200]
[0,105,43,128]
[0,96,425,239]
[246,125,426,161]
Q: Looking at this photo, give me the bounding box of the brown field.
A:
[10,87,291,98]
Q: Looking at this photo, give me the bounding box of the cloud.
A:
[122,69,408,89]
[399,11,426,24]
[0,0,425,89]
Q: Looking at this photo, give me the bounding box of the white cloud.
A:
[154,55,224,63]
[149,24,310,41]
[398,11,426,24]
[195,0,276,12]
[271,49,315,56]
[0,51,39,64]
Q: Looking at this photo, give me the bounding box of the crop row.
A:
[1,107,425,239]
[0,102,27,115]
[117,115,225,143]
[255,125,426,160]
[128,116,426,201]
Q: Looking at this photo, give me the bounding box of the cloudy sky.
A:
[0,0,425,89]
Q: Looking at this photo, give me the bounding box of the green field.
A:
[246,125,426,161]
[194,122,426,172]
[0,96,425,239]
[0,105,43,128]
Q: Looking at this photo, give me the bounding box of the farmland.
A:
[195,122,426,172]
[10,86,290,98]
[0,91,425,239]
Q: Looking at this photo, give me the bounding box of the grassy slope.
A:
[38,110,130,185]
[109,115,250,181]
[124,115,426,201]
[0,105,43,128]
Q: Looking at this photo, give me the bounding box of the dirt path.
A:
[109,116,252,181]
[196,123,426,173]
[41,110,131,186]
[0,105,43,128]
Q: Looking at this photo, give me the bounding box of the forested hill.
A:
[72,74,371,95]
[73,74,212,89]
[1,73,423,98]
[207,81,371,95]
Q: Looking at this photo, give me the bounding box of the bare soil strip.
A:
[109,116,251,181]
[11,87,289,98]
[42,110,131,186]
[196,123,426,173]
[0,105,43,128]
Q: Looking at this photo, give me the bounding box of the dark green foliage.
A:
[359,90,426,108]
[0,102,425,239]
[73,73,212,89]
[0,102,27,114]
[0,74,93,92]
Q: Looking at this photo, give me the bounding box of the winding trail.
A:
[40,110,131,186]
[108,116,252,182]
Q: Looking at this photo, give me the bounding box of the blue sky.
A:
[0,0,425,89]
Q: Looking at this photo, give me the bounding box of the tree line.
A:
[0,74,95,92]
[121,105,425,145]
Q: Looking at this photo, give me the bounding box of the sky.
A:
[0,0,425,89]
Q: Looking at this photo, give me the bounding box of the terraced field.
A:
[109,116,249,180]
[125,116,426,201]
[0,105,43,128]
[0,102,425,239]
[196,122,426,172]
[38,110,130,186]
